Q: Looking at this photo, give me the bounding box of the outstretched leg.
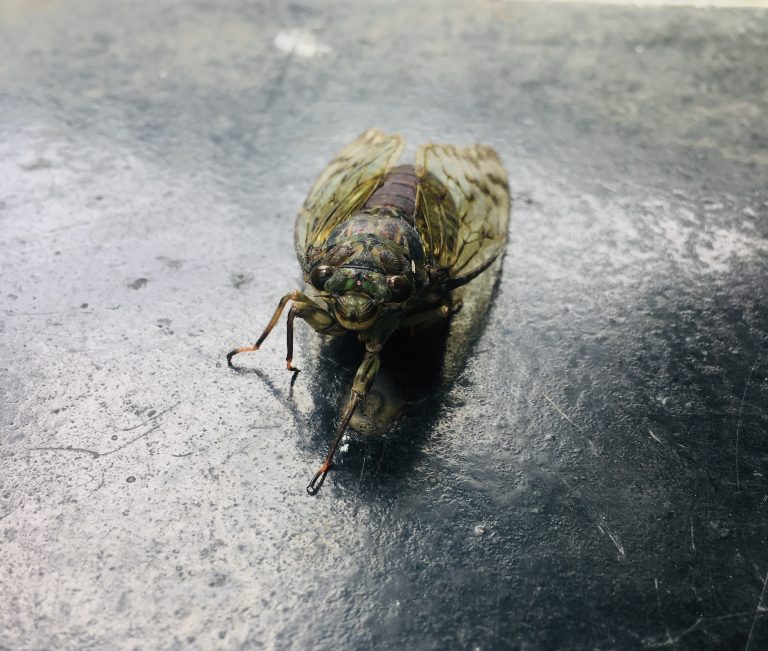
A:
[227,290,331,369]
[306,347,381,495]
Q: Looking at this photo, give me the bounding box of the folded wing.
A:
[294,129,405,272]
[415,143,510,287]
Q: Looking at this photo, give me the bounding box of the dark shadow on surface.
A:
[228,364,305,426]
[300,263,505,496]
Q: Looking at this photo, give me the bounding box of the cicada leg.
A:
[283,301,340,372]
[400,297,463,334]
[285,305,301,372]
[306,347,381,495]
[227,290,330,371]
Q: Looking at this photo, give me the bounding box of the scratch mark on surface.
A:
[358,454,367,482]
[31,422,164,458]
[541,391,582,430]
[261,31,304,116]
[0,509,15,522]
[494,576,502,642]
[375,440,387,474]
[649,429,663,444]
[598,514,626,558]
[223,445,251,465]
[526,575,542,616]
[644,611,763,648]
[102,423,162,456]
[561,476,626,559]
[542,390,598,455]
[88,472,105,497]
[690,516,696,552]
[735,355,758,490]
[541,391,599,456]
[30,445,100,458]
[653,577,674,648]
[120,400,182,432]
[4,310,61,317]
[745,569,768,651]
[171,451,195,458]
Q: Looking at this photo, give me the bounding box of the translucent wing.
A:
[294,129,405,271]
[415,143,510,286]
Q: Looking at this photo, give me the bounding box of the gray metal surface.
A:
[1,1,767,649]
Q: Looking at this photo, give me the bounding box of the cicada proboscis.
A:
[227,129,510,494]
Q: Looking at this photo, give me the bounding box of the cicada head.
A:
[316,267,405,331]
[307,237,418,331]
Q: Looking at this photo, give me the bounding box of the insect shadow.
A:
[299,263,503,495]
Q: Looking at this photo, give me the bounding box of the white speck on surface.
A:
[274,29,331,58]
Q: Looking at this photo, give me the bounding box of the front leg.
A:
[227,290,332,369]
[306,344,381,495]
[285,302,337,371]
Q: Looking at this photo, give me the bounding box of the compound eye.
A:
[310,265,334,290]
[387,275,412,302]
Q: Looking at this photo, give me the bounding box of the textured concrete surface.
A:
[2,1,768,649]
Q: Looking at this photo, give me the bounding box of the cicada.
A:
[227,129,510,494]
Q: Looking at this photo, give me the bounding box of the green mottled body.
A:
[300,163,464,345]
[227,129,510,493]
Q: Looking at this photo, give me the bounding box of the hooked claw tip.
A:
[227,345,260,368]
[306,465,330,495]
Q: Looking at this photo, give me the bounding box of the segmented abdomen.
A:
[362,164,418,222]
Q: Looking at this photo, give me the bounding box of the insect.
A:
[227,129,510,494]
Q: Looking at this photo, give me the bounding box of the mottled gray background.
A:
[1,1,767,649]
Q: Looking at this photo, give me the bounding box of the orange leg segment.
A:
[227,290,332,369]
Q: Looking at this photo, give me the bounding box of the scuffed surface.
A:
[1,1,767,649]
